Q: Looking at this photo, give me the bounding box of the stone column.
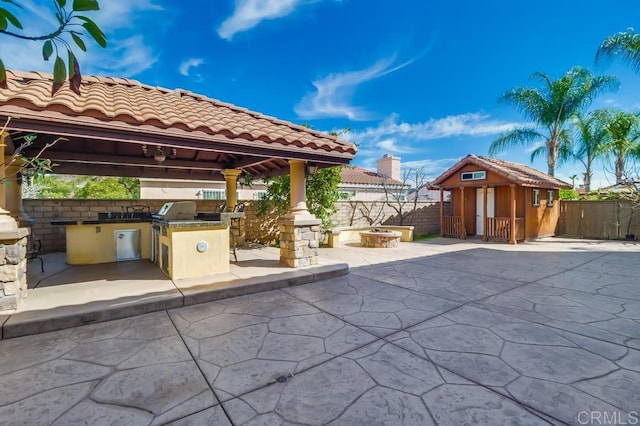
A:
[221,169,241,211]
[279,160,321,268]
[0,210,29,312]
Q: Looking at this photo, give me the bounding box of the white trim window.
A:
[461,171,487,181]
[253,190,268,200]
[547,190,554,207]
[532,189,540,206]
[201,189,225,200]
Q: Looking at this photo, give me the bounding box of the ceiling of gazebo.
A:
[1,70,357,181]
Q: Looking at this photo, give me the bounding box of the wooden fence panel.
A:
[559,200,639,239]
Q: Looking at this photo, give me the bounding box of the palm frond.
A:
[596,29,640,73]
[489,128,544,156]
[529,145,547,163]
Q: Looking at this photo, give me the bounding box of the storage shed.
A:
[433,155,572,244]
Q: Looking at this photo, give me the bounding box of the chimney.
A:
[377,154,401,181]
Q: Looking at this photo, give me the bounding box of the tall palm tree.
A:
[601,109,640,183]
[571,110,610,192]
[596,29,640,72]
[489,66,619,176]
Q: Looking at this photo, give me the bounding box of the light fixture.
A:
[170,148,177,159]
[154,146,166,163]
[305,162,318,179]
[18,166,37,185]
[141,144,150,157]
[238,172,247,187]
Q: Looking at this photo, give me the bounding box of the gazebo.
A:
[433,154,572,244]
[0,70,356,310]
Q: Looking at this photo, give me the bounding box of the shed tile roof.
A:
[433,154,572,189]
[340,166,406,186]
[0,70,356,156]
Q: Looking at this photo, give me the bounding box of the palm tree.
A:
[489,66,619,176]
[596,29,640,72]
[601,109,640,183]
[571,110,610,192]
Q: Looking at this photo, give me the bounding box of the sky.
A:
[3,0,640,188]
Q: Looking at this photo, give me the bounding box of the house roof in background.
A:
[433,154,572,189]
[340,166,406,186]
[0,70,356,180]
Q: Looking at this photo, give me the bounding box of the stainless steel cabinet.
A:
[115,229,141,261]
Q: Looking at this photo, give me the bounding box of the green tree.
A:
[28,174,74,198]
[489,66,619,176]
[257,167,342,229]
[601,110,640,183]
[570,110,610,192]
[597,29,640,72]
[0,0,106,94]
[74,177,139,199]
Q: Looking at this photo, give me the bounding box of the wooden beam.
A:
[51,163,226,181]
[439,188,444,237]
[510,184,517,244]
[483,185,488,242]
[5,114,354,164]
[460,186,465,239]
[23,151,226,171]
[229,156,274,170]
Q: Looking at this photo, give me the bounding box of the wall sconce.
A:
[141,144,150,157]
[18,166,37,185]
[170,148,177,159]
[238,172,247,187]
[154,146,166,163]
[305,162,318,179]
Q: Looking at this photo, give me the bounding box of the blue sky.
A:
[4,0,640,188]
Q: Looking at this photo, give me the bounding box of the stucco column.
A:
[221,169,241,212]
[6,158,33,227]
[287,160,310,216]
[0,131,6,211]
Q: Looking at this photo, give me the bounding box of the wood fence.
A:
[559,200,639,240]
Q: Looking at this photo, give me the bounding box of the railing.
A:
[486,217,525,241]
[442,216,465,238]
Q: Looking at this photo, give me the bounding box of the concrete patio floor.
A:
[0,237,638,425]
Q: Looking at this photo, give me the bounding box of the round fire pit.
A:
[360,229,401,248]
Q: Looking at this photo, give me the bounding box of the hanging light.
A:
[238,172,247,187]
[141,144,150,157]
[305,162,318,178]
[154,146,166,163]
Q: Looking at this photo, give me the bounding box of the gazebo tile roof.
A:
[1,70,356,156]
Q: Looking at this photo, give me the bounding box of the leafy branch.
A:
[0,0,106,94]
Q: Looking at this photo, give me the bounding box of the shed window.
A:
[461,171,486,181]
[547,190,554,207]
[532,189,540,206]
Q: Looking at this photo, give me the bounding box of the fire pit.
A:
[360,228,402,248]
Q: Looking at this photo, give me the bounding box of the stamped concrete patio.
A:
[0,238,638,425]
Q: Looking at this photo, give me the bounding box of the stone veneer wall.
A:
[22,199,449,252]
[0,234,28,311]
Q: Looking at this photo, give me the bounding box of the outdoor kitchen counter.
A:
[61,221,153,265]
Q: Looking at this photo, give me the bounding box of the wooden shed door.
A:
[476,188,495,235]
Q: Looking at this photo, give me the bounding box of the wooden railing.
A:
[486,217,525,241]
[442,216,464,238]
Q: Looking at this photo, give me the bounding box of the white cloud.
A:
[179,58,205,76]
[376,139,415,154]
[402,158,460,178]
[218,0,303,40]
[347,113,522,144]
[86,36,158,77]
[295,57,416,120]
